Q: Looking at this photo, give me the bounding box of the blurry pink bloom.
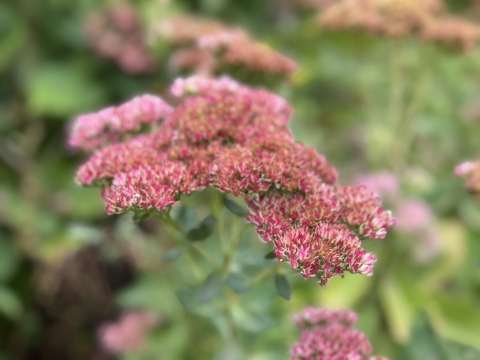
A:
[394,198,442,263]
[354,172,399,200]
[70,76,394,285]
[291,307,388,360]
[454,161,474,177]
[395,199,433,232]
[82,3,155,74]
[454,159,480,195]
[98,310,159,354]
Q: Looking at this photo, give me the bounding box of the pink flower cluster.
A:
[98,310,158,354]
[455,160,480,203]
[69,94,173,152]
[355,172,441,263]
[71,76,394,285]
[198,29,297,77]
[154,15,296,79]
[291,307,388,360]
[318,0,480,50]
[82,3,155,74]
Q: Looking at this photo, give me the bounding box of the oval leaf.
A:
[264,250,277,260]
[161,247,182,261]
[198,272,223,302]
[223,195,248,217]
[275,275,291,301]
[225,273,251,293]
[186,225,212,241]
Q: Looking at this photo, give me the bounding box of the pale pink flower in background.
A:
[354,171,399,200]
[395,199,433,232]
[395,199,442,263]
[98,310,159,354]
[454,161,474,177]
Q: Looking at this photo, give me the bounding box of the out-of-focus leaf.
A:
[231,306,275,333]
[223,195,248,217]
[0,286,22,320]
[172,205,198,232]
[0,235,19,282]
[274,275,291,301]
[236,249,268,266]
[117,275,181,314]
[443,341,480,360]
[66,223,102,245]
[26,63,106,117]
[0,5,27,71]
[186,215,216,241]
[197,272,222,302]
[316,272,372,309]
[161,247,182,261]
[225,272,250,293]
[397,312,447,360]
[264,250,276,260]
[175,285,198,313]
[378,275,416,344]
[426,294,480,350]
[186,226,213,241]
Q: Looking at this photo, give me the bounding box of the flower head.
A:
[98,310,159,354]
[154,16,296,79]
[291,307,388,360]
[82,3,155,73]
[69,95,173,152]
[318,0,480,50]
[70,76,394,285]
[455,159,480,194]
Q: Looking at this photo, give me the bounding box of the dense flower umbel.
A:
[71,76,394,285]
[318,0,480,50]
[154,16,296,79]
[291,307,388,360]
[82,3,155,74]
[198,29,297,78]
[69,95,173,152]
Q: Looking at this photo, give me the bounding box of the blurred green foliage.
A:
[1,0,480,359]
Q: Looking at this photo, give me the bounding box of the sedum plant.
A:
[69,75,394,357]
[69,75,394,286]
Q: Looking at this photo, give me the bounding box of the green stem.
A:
[159,213,220,268]
[251,262,281,285]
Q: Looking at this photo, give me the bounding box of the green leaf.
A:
[397,312,447,360]
[0,286,22,320]
[161,247,182,261]
[26,63,106,117]
[443,341,480,360]
[223,195,248,217]
[0,5,27,72]
[197,272,222,302]
[378,275,416,344]
[275,275,291,301]
[186,226,212,241]
[231,307,275,333]
[0,235,19,282]
[175,285,198,313]
[264,250,277,260]
[186,215,216,241]
[225,273,251,293]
